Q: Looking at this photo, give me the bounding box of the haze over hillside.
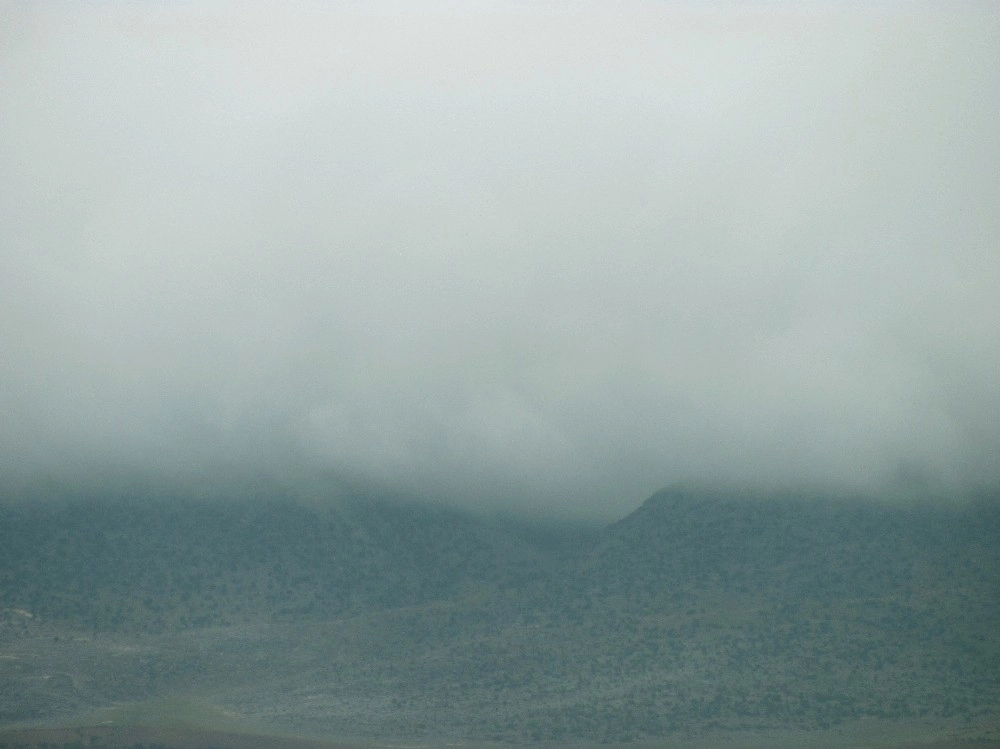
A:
[2,2,999,517]
[2,484,998,746]
[3,3,999,746]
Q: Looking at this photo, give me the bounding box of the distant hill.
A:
[589,485,1000,605]
[0,493,586,633]
[1,485,998,745]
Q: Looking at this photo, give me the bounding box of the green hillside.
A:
[1,486,998,745]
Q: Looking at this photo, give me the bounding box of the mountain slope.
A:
[1,485,998,744]
[588,485,999,605]
[0,493,587,634]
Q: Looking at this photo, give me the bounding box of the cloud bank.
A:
[2,2,999,515]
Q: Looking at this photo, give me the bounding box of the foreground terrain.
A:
[1,484,998,746]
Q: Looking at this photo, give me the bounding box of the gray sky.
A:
[2,2,999,516]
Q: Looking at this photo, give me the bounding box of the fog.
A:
[2,2,998,516]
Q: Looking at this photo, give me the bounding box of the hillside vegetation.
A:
[1,485,998,746]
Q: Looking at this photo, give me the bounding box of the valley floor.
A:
[2,718,1000,749]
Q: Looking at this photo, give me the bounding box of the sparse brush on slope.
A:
[1,486,998,743]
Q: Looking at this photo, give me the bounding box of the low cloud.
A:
[2,3,998,515]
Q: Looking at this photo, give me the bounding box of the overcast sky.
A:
[2,2,998,516]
